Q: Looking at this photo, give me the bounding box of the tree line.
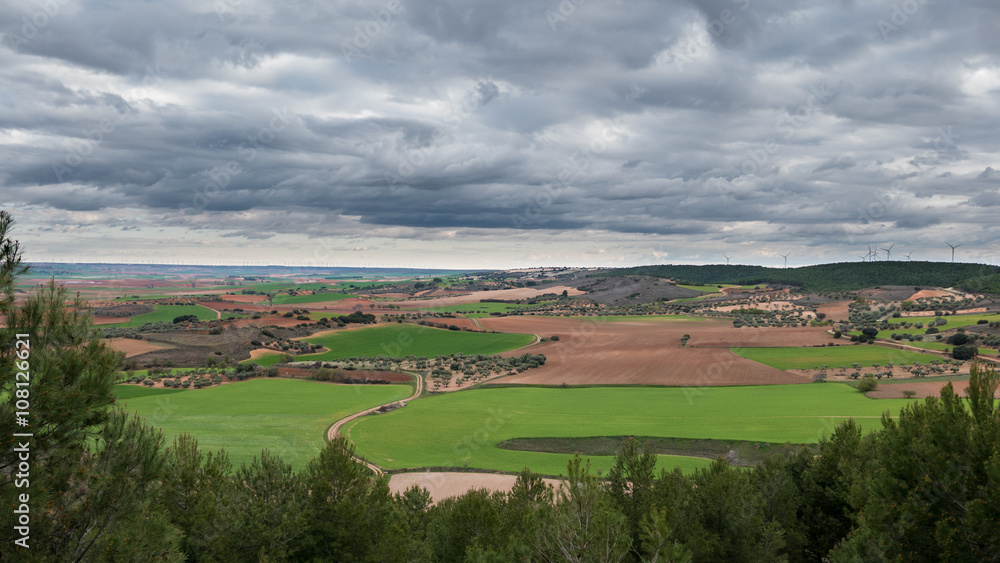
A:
[602,262,1000,293]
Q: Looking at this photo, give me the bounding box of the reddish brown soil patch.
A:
[92,316,125,325]
[687,326,833,348]
[815,301,851,323]
[477,317,810,386]
[219,294,268,303]
[229,317,307,328]
[907,289,954,301]
[399,286,585,308]
[106,337,172,357]
[388,472,563,504]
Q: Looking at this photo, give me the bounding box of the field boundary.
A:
[327,372,424,475]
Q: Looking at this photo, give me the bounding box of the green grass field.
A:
[345,384,910,476]
[299,324,535,361]
[731,345,940,370]
[677,284,723,293]
[243,350,286,367]
[115,379,411,469]
[272,292,358,305]
[103,305,219,327]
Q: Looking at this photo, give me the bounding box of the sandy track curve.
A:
[327,372,423,475]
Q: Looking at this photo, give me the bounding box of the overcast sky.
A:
[2,0,999,269]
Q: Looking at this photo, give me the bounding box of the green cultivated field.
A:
[732,345,939,370]
[272,292,357,305]
[243,350,286,367]
[345,384,910,476]
[115,379,411,469]
[299,324,535,361]
[104,304,219,327]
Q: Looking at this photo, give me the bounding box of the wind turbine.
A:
[723,254,732,265]
[780,253,790,269]
[881,243,894,261]
[903,251,913,261]
[945,241,962,262]
[859,254,869,262]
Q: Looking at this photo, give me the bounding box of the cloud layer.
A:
[2,0,999,267]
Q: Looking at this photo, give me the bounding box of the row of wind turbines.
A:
[860,242,964,263]
[719,241,966,269]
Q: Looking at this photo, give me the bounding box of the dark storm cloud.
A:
[1,0,999,263]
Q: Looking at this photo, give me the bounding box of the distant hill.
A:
[601,262,1000,293]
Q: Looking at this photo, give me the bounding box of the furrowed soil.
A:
[106,337,173,357]
[478,317,812,386]
[397,286,585,308]
[388,472,564,504]
[814,301,852,322]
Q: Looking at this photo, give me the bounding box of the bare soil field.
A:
[388,472,563,504]
[229,316,306,328]
[219,294,269,303]
[478,317,811,386]
[398,286,585,308]
[106,337,173,357]
[907,289,954,301]
[92,315,127,325]
[815,301,852,322]
[686,326,833,348]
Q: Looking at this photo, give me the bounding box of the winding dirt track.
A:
[326,372,423,476]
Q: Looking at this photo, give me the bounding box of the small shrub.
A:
[856,375,878,393]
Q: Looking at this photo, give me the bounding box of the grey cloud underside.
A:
[1,0,999,257]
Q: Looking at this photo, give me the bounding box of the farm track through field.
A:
[327,372,424,475]
[198,303,222,319]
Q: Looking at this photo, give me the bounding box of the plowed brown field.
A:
[815,301,851,322]
[106,337,172,357]
[398,286,585,308]
[478,317,811,386]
